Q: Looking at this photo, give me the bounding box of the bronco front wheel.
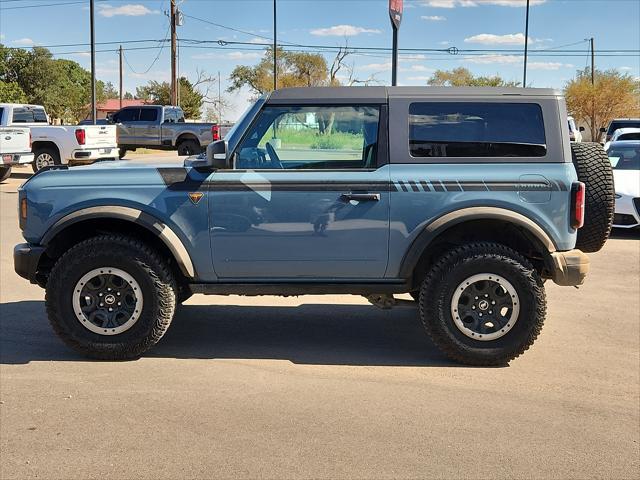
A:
[419,242,546,366]
[45,235,177,360]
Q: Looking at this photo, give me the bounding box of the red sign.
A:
[389,0,403,29]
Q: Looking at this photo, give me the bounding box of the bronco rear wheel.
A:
[419,242,546,366]
[570,142,614,252]
[46,235,177,360]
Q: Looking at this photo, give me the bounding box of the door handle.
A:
[340,193,380,202]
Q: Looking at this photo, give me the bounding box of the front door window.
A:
[234,106,380,170]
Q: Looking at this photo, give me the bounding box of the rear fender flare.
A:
[398,206,557,279]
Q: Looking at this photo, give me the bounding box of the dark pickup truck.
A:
[111,105,220,157]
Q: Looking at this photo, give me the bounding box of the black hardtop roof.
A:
[267,86,560,104]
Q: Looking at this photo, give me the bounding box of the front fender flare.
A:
[41,206,195,278]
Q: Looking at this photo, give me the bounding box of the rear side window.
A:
[12,107,47,123]
[409,102,546,158]
[115,108,139,122]
[139,108,158,122]
[0,108,3,124]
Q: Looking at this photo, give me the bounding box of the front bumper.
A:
[14,243,45,284]
[549,249,590,286]
[2,152,34,166]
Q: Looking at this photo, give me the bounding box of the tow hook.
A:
[365,294,397,309]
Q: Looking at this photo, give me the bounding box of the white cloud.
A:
[191,51,261,61]
[227,52,262,60]
[438,40,450,45]
[73,52,91,58]
[359,62,392,71]
[407,75,432,81]
[12,38,35,46]
[420,0,545,7]
[310,25,381,37]
[401,54,427,61]
[466,54,522,64]
[464,33,542,45]
[528,62,574,70]
[421,15,446,21]
[0,34,5,41]
[247,37,265,44]
[620,66,633,71]
[401,64,431,72]
[98,4,159,17]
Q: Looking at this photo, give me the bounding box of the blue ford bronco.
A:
[14,87,614,365]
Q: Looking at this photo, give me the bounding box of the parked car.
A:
[604,127,640,151]
[607,140,640,229]
[14,86,615,366]
[601,118,640,144]
[0,125,33,182]
[568,115,584,142]
[0,103,118,172]
[110,105,219,158]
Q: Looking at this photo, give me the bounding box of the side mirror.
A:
[600,127,607,133]
[579,126,585,132]
[207,139,229,169]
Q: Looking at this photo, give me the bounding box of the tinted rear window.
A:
[0,108,3,124]
[139,108,158,122]
[409,102,546,158]
[12,107,47,123]
[114,108,139,122]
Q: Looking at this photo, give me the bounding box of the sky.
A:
[1,0,639,120]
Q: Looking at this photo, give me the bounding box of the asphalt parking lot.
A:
[0,159,639,479]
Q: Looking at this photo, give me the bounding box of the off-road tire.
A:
[177,139,201,156]
[46,235,177,360]
[0,166,11,183]
[32,146,61,173]
[570,142,614,252]
[118,148,127,159]
[419,242,546,366]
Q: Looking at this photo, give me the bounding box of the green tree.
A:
[427,67,520,87]
[0,81,28,103]
[103,81,119,99]
[136,77,203,118]
[228,47,329,97]
[565,68,640,141]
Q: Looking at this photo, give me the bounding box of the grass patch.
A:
[260,129,363,151]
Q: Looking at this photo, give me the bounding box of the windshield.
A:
[225,95,266,154]
[608,145,640,170]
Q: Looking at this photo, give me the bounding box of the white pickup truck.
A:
[0,103,118,172]
[0,125,33,182]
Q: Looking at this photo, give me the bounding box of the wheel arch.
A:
[40,206,195,279]
[175,132,199,147]
[32,140,61,157]
[400,207,558,287]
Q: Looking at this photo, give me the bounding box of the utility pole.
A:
[218,70,222,122]
[523,0,530,87]
[589,37,595,85]
[119,45,123,109]
[273,0,277,91]
[89,0,96,124]
[589,37,596,141]
[170,0,177,106]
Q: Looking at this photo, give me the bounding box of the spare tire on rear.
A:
[570,142,614,253]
